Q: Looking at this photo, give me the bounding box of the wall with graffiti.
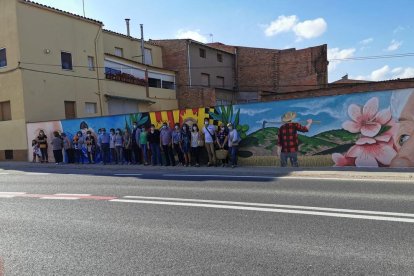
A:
[26,88,414,167]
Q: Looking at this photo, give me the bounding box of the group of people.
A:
[32,119,241,168]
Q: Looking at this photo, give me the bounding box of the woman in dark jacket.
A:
[37,130,48,163]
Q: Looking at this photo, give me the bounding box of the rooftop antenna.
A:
[209,33,213,43]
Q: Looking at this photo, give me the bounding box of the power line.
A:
[18,51,414,70]
[18,66,414,90]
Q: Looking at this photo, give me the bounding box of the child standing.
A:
[32,139,41,163]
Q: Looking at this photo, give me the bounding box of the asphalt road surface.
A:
[0,166,413,275]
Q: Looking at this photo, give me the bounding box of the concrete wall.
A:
[26,87,414,167]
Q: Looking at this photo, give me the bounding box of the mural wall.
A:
[26,88,414,167]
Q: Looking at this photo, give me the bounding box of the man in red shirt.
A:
[277,111,313,167]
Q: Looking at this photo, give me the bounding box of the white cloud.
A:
[264,15,298,37]
[298,107,342,119]
[385,39,403,51]
[264,15,327,40]
[175,29,208,43]
[393,67,414,79]
[353,65,414,81]
[239,108,271,116]
[327,47,356,71]
[359,38,373,45]
[393,25,405,34]
[293,18,327,40]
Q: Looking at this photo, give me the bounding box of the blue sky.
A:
[34,0,414,82]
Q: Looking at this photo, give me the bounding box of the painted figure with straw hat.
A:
[277,111,313,167]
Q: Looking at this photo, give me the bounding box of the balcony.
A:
[105,67,147,87]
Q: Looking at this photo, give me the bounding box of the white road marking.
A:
[0,173,9,175]
[54,193,92,196]
[162,174,413,182]
[25,173,51,176]
[0,192,27,195]
[110,199,414,223]
[114,173,143,176]
[123,196,414,218]
[40,197,80,200]
[0,195,16,198]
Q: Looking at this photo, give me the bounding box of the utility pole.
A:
[140,24,145,64]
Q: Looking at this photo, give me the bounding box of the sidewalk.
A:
[0,161,413,181]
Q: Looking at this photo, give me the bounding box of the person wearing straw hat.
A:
[277,111,312,167]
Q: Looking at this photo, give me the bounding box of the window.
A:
[199,48,206,58]
[217,53,223,62]
[115,47,124,57]
[144,48,153,65]
[88,56,95,71]
[201,73,210,87]
[5,150,13,160]
[85,102,97,114]
[0,101,11,121]
[0,48,6,68]
[162,81,175,90]
[61,52,73,70]
[216,76,225,88]
[148,78,161,88]
[64,101,76,119]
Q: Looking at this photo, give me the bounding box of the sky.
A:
[33,0,414,82]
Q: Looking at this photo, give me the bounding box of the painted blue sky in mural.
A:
[236,89,410,136]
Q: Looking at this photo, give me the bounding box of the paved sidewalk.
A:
[0,161,413,181]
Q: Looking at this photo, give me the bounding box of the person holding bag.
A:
[215,123,229,167]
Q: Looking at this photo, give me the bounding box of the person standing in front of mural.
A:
[131,122,142,165]
[114,128,124,165]
[181,123,192,167]
[61,133,74,164]
[139,126,149,166]
[32,139,41,163]
[160,122,176,166]
[148,124,162,166]
[277,112,312,167]
[109,128,116,164]
[216,123,229,167]
[202,119,217,167]
[98,128,111,165]
[123,128,133,165]
[51,131,63,165]
[37,130,48,163]
[227,123,240,168]
[191,124,201,167]
[172,123,184,166]
[85,130,96,164]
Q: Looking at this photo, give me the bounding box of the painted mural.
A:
[26,88,414,167]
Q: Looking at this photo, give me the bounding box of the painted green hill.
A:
[241,127,343,156]
[313,129,359,144]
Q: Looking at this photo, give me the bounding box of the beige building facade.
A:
[0,0,178,160]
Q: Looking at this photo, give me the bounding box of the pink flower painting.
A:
[333,97,397,167]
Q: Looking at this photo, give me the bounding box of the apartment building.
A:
[0,0,177,160]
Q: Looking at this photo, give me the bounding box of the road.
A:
[0,165,413,275]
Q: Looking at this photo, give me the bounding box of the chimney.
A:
[125,18,131,37]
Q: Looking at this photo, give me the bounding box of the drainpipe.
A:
[94,25,103,116]
[140,24,145,64]
[187,40,192,87]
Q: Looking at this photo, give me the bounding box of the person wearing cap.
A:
[277,111,312,167]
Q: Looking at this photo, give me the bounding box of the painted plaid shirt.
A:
[277,123,308,153]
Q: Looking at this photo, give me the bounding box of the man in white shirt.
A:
[202,119,217,166]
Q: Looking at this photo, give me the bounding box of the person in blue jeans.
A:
[147,124,162,166]
[98,128,111,165]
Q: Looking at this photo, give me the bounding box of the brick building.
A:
[151,39,328,108]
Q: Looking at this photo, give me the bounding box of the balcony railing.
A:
[105,67,147,87]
